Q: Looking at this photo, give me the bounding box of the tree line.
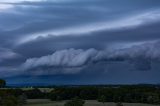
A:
[0,79,160,105]
[49,86,160,104]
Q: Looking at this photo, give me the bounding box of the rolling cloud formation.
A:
[0,0,160,83]
[22,40,160,74]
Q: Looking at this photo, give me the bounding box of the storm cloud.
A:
[21,40,160,75]
[0,0,160,84]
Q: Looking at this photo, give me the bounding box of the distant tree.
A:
[64,97,85,106]
[79,87,98,100]
[43,85,160,104]
[0,79,6,88]
[98,95,106,106]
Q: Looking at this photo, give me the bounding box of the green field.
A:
[25,99,160,106]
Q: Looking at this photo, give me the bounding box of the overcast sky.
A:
[0,0,160,85]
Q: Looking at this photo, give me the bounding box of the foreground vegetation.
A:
[25,100,160,106]
[1,85,160,106]
[49,85,160,105]
[1,79,160,106]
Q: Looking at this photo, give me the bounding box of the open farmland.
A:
[22,88,54,93]
[25,100,160,106]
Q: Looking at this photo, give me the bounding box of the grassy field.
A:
[25,99,160,106]
[22,88,54,93]
[0,88,54,93]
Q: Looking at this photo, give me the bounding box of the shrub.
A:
[98,95,106,104]
[1,95,18,106]
[18,94,27,106]
[116,102,123,106]
[64,97,85,106]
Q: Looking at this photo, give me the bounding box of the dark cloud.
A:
[13,21,160,58]
[0,0,160,84]
[1,0,160,47]
[20,41,160,76]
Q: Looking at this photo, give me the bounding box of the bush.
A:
[64,97,85,106]
[1,95,18,106]
[98,95,106,104]
[116,102,123,106]
[24,88,45,99]
[18,94,27,106]
[0,90,27,106]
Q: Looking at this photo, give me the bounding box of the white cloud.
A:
[22,48,98,70]
[0,0,73,3]
[0,0,49,11]
[0,4,13,11]
[19,9,160,44]
[0,0,43,3]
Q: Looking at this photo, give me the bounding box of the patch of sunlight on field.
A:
[123,103,160,106]
[25,100,160,106]
[0,88,54,93]
[25,99,65,106]
[85,100,116,106]
[22,88,54,93]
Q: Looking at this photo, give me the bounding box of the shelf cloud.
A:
[21,40,160,75]
[0,0,160,84]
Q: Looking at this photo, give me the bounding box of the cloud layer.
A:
[20,9,160,43]
[21,40,160,75]
[0,0,160,84]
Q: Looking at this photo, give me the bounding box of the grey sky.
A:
[0,0,160,84]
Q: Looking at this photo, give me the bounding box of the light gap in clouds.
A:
[0,0,43,3]
[0,0,61,10]
[0,0,74,4]
[0,4,13,11]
